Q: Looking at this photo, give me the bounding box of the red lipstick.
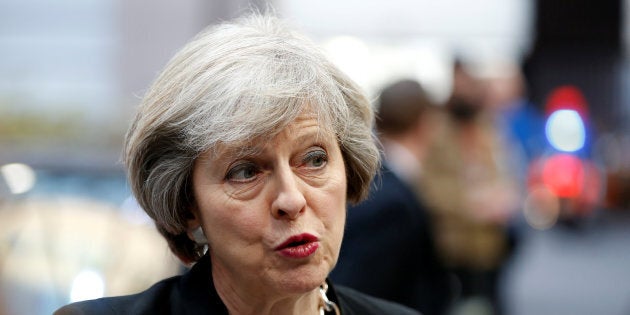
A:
[275,233,319,258]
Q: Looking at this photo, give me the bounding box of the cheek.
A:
[317,178,347,242]
[331,169,347,218]
[197,196,267,247]
[329,205,346,248]
[335,204,347,236]
[325,191,346,227]
[323,197,346,265]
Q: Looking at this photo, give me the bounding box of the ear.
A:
[186,206,207,244]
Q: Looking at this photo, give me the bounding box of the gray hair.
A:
[123,14,380,263]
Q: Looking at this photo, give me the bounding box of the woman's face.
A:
[190,113,347,296]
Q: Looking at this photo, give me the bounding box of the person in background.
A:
[331,79,453,314]
[480,60,547,249]
[481,61,546,181]
[54,14,420,315]
[421,60,521,315]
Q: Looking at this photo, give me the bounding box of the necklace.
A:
[318,283,340,315]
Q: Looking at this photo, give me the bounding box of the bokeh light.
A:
[0,163,37,194]
[69,270,105,303]
[524,185,560,230]
[541,154,585,198]
[545,109,586,152]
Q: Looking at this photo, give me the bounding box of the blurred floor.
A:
[499,210,630,315]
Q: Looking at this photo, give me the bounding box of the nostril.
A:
[274,207,303,220]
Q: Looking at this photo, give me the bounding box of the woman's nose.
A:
[271,167,306,220]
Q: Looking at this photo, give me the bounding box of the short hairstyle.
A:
[123,14,380,264]
[376,79,433,135]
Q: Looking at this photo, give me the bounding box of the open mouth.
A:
[275,233,320,258]
[275,233,318,250]
[287,239,309,247]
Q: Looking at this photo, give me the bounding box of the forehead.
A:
[205,113,335,160]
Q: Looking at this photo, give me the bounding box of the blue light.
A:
[545,109,586,152]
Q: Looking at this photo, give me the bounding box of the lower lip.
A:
[277,242,320,258]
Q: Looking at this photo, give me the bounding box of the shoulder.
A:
[54,276,181,315]
[370,167,421,207]
[54,255,222,315]
[335,285,422,315]
[347,166,427,226]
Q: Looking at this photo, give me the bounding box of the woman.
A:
[55,14,420,315]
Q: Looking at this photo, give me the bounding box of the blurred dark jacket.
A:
[54,253,420,315]
[331,164,452,314]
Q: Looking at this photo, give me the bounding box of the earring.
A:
[190,226,208,245]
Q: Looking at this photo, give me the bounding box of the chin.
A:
[275,264,330,294]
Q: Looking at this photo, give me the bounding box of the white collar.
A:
[382,141,422,185]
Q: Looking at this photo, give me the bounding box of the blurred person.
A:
[481,61,546,178]
[421,60,521,314]
[330,79,453,314]
[55,14,420,315]
[479,60,548,239]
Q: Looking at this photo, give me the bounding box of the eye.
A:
[225,162,260,182]
[303,149,328,168]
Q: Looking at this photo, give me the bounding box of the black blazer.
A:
[54,254,420,315]
[330,165,452,314]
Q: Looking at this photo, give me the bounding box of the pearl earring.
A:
[190,226,208,245]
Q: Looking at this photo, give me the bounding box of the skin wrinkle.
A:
[212,262,320,315]
[189,114,347,315]
[81,14,398,315]
[122,10,378,284]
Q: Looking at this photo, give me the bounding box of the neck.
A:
[383,134,427,165]
[212,262,321,315]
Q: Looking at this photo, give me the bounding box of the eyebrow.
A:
[211,143,263,163]
[207,126,334,162]
[296,130,327,143]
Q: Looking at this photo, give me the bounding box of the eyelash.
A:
[224,147,328,182]
[303,149,328,168]
[225,162,260,182]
